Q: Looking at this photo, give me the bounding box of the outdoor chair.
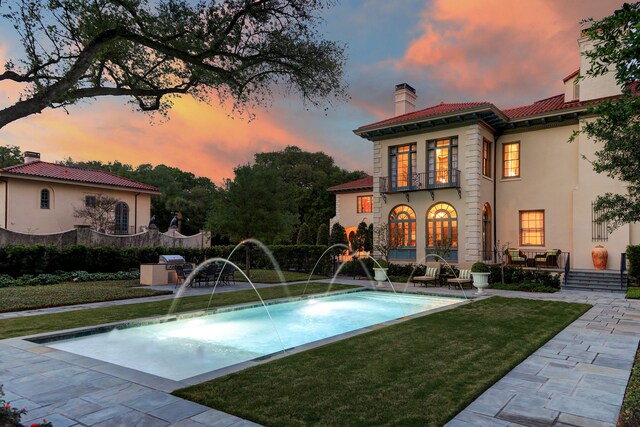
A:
[534,249,561,268]
[195,263,220,287]
[174,263,194,288]
[411,261,441,287]
[505,248,527,266]
[217,263,236,286]
[447,262,473,289]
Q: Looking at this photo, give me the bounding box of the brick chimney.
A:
[394,83,417,116]
[23,151,40,164]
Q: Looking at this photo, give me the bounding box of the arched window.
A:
[482,203,492,261]
[40,189,50,209]
[114,202,129,235]
[388,205,416,260]
[426,203,458,261]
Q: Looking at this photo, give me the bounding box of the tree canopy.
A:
[0,0,347,129]
[578,2,640,230]
[61,158,216,234]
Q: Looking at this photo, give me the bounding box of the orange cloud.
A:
[0,93,339,183]
[397,0,620,105]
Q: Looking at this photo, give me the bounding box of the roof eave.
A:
[0,172,161,194]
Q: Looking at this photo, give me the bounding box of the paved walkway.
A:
[0,280,638,426]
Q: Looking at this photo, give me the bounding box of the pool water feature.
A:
[45,291,462,381]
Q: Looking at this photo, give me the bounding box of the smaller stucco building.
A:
[0,152,160,235]
[328,176,373,242]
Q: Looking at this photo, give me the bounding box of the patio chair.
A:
[411,261,440,287]
[534,249,561,268]
[195,263,220,287]
[217,263,236,286]
[174,263,194,288]
[447,262,473,289]
[505,248,527,266]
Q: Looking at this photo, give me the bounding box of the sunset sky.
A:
[0,0,623,185]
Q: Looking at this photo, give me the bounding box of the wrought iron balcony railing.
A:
[379,170,460,193]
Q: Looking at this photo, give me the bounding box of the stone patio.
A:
[0,280,638,426]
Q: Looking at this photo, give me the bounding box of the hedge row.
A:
[489,264,561,289]
[0,270,140,288]
[0,244,333,277]
[627,244,640,281]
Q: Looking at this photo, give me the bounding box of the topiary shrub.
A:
[471,262,490,273]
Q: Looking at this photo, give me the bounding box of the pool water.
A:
[47,291,461,381]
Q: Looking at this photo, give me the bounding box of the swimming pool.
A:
[45,291,463,381]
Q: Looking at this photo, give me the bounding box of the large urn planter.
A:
[471,262,491,295]
[592,245,608,270]
[373,267,389,283]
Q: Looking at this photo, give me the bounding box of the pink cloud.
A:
[397,0,623,106]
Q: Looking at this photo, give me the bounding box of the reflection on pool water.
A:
[47,291,462,381]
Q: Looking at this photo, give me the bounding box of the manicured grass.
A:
[491,282,559,293]
[620,343,640,426]
[174,297,590,427]
[627,287,640,299]
[233,269,326,283]
[0,283,357,340]
[0,280,172,313]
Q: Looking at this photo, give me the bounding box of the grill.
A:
[159,255,185,270]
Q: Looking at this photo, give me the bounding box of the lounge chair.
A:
[534,249,561,268]
[505,248,527,266]
[411,262,441,287]
[447,262,473,289]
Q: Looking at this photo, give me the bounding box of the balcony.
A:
[379,170,461,199]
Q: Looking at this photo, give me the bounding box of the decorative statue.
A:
[169,215,178,228]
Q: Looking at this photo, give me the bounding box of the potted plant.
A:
[471,262,491,294]
[372,258,389,283]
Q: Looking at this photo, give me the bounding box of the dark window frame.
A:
[389,143,417,191]
[482,139,492,178]
[40,189,50,209]
[427,136,458,185]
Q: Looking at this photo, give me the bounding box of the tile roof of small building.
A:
[0,161,160,192]
[562,69,580,82]
[327,176,373,192]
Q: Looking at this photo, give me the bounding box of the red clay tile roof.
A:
[0,161,160,193]
[503,94,582,118]
[359,102,492,130]
[327,176,373,192]
[562,69,580,82]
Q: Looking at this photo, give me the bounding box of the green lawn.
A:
[620,342,640,425]
[174,297,590,427]
[491,282,559,293]
[0,283,358,340]
[0,280,172,313]
[233,269,326,283]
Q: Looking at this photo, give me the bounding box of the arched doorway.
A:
[482,203,492,261]
[426,202,458,261]
[388,205,416,260]
[114,202,129,235]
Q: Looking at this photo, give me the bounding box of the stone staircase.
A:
[562,269,627,292]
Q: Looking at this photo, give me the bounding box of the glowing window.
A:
[427,137,458,185]
[357,195,373,213]
[483,139,492,178]
[503,142,520,178]
[389,144,416,190]
[426,203,458,250]
[388,205,416,247]
[520,210,544,246]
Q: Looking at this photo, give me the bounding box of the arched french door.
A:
[388,205,416,260]
[482,203,492,261]
[114,202,129,235]
[426,202,458,261]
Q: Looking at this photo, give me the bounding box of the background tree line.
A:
[0,144,367,244]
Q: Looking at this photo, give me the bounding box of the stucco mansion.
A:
[332,35,636,271]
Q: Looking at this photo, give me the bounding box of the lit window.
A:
[40,189,50,209]
[483,139,491,177]
[389,144,416,190]
[388,205,416,247]
[427,137,458,186]
[520,210,544,246]
[357,195,373,213]
[503,142,520,178]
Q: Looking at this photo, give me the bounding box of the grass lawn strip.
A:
[619,342,640,425]
[0,280,172,313]
[174,296,590,427]
[627,287,640,299]
[0,283,357,340]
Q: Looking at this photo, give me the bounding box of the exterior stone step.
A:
[562,269,627,292]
